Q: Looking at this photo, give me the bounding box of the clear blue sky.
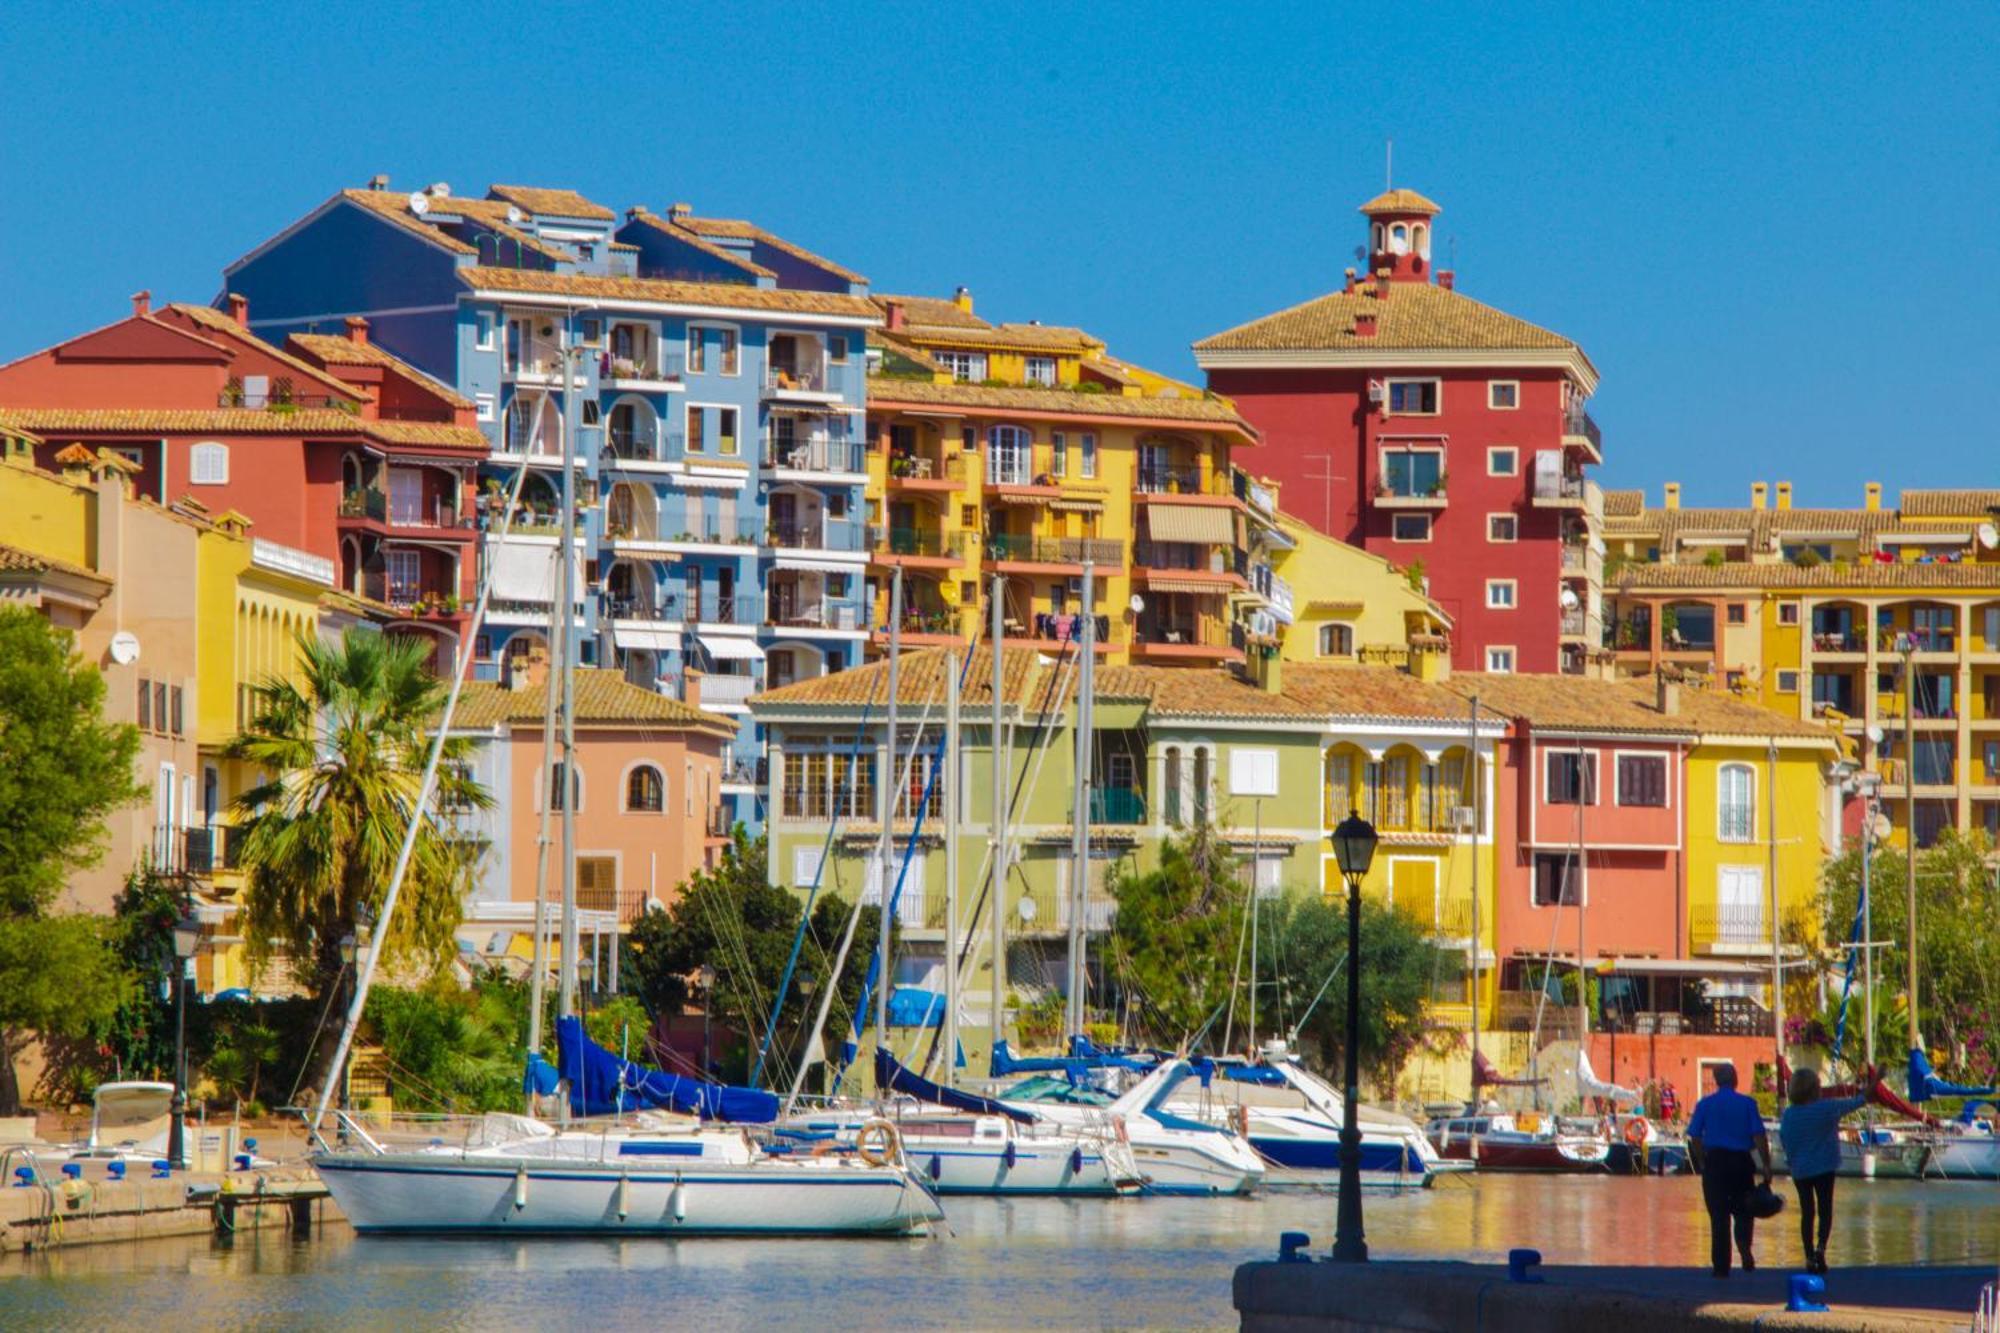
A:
[4,1,1995,508]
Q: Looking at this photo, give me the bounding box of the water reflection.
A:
[4,1177,1994,1330]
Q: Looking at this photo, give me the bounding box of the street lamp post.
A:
[168,916,200,1170]
[1330,809,1379,1264]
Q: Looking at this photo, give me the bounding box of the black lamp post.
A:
[1330,809,1378,1264]
[168,916,200,1169]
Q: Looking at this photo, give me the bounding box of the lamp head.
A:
[171,919,201,960]
[1331,810,1379,880]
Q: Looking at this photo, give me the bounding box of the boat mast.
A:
[523,566,561,1107]
[943,636,961,1089]
[1767,737,1784,1102]
[557,329,581,1023]
[1902,640,1919,1056]
[1467,693,1480,1104]
[990,576,1008,1064]
[1065,562,1095,1041]
[1249,801,1261,1053]
[1574,733,1588,1111]
[872,568,904,1090]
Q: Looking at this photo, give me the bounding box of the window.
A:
[137,677,151,730]
[475,311,496,351]
[1488,514,1518,543]
[1079,432,1097,479]
[1617,754,1667,807]
[1391,513,1432,542]
[688,407,706,454]
[1484,646,1515,673]
[155,682,169,733]
[1726,603,1747,625]
[986,424,1032,485]
[1379,447,1442,497]
[189,442,229,485]
[1050,432,1067,477]
[934,350,986,382]
[718,407,738,456]
[1717,762,1755,842]
[475,393,495,423]
[580,317,603,346]
[1488,446,1519,476]
[1024,355,1056,386]
[170,685,183,736]
[828,335,848,364]
[1163,747,1183,825]
[1776,669,1800,694]
[1317,623,1354,657]
[576,857,617,913]
[1386,379,1439,414]
[1777,602,1800,626]
[1229,747,1280,798]
[625,764,664,812]
[385,549,421,604]
[581,399,601,426]
[550,761,580,812]
[687,327,706,374]
[1486,580,1517,609]
[718,329,739,375]
[1533,852,1581,906]
[1547,750,1598,805]
[1488,381,1520,410]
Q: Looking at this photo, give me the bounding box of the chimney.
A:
[953,285,974,313]
[1373,268,1393,300]
[1655,671,1680,716]
[131,289,151,318]
[227,293,249,328]
[1437,270,1455,291]
[626,205,651,221]
[1663,482,1681,510]
[883,299,906,332]
[1343,267,1358,295]
[683,668,703,712]
[1864,481,1882,512]
[1354,311,1379,339]
[1775,480,1792,511]
[345,315,370,346]
[367,173,390,191]
[667,201,692,223]
[1409,636,1451,682]
[1750,482,1768,511]
[1245,644,1283,695]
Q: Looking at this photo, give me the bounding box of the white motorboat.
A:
[784,1101,1142,1197]
[313,1110,942,1236]
[1923,1111,2000,1180]
[1000,1059,1265,1196]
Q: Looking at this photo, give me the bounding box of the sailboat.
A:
[305,335,940,1237]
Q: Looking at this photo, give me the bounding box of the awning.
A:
[489,539,583,604]
[1050,498,1103,512]
[697,634,766,661]
[1144,575,1228,595]
[1533,953,1767,978]
[668,471,747,490]
[613,626,683,653]
[775,553,865,574]
[1146,503,1234,544]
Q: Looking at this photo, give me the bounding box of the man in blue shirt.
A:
[1686,1062,1772,1277]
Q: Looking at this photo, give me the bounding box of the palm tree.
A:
[229,630,490,1088]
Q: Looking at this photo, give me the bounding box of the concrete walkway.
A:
[1235,1257,1997,1331]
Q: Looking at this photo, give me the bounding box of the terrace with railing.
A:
[764,436,865,474]
[985,534,1123,566]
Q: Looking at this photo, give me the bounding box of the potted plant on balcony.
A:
[442,594,461,615]
[1428,471,1448,497]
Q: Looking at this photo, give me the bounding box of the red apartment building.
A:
[1196,189,1605,675]
[0,293,487,670]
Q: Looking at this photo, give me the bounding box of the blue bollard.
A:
[107,1161,126,1180]
[60,1163,82,1180]
[1279,1232,1312,1263]
[243,1138,257,1153]
[1786,1274,1829,1313]
[234,1154,252,1170]
[1508,1248,1544,1284]
[12,1166,33,1187]
[151,1159,172,1179]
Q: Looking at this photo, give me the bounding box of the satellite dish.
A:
[1559,587,1581,611]
[1865,723,1885,744]
[1016,897,1037,923]
[108,631,140,666]
[407,191,430,216]
[1979,523,1998,550]
[428,181,451,198]
[506,205,525,225]
[1128,593,1145,615]
[644,896,666,916]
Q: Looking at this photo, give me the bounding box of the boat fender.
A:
[1112,1114,1129,1144]
[1068,1147,1083,1175]
[927,1154,942,1182]
[616,1172,630,1222]
[512,1166,528,1212]
[1623,1118,1648,1148]
[857,1119,901,1168]
[670,1174,687,1223]
[1002,1141,1017,1170]
[1232,1104,1250,1137]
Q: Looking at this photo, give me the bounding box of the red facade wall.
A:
[1589,1032,1777,1112]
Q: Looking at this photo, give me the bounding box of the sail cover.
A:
[990,1037,1159,1078]
[1907,1047,1997,1102]
[1576,1051,1640,1105]
[1472,1050,1546,1088]
[875,1047,1034,1123]
[556,1017,778,1123]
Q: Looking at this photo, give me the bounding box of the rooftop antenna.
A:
[1385,138,1393,188]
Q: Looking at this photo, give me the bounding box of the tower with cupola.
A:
[1360,188,1441,282]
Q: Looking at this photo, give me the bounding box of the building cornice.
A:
[1194,345,1601,397]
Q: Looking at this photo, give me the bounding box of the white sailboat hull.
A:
[316,1152,941,1235]
[1925,1133,2000,1180]
[905,1139,1134,1195]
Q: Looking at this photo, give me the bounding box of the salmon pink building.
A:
[0,293,486,670]
[1195,189,1606,676]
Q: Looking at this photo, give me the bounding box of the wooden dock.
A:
[0,1163,332,1255]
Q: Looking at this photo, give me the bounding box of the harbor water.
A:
[5,1175,1994,1330]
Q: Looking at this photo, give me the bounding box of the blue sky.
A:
[3,1,1995,507]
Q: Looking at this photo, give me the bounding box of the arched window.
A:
[1317,623,1354,657]
[1414,223,1431,259]
[625,764,664,813]
[549,761,581,812]
[190,442,229,485]
[1163,747,1183,825]
[1717,763,1755,843]
[1192,747,1212,825]
[1372,222,1385,252]
[1389,223,1410,255]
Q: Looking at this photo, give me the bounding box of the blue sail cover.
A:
[875,1047,1035,1123]
[1907,1047,1997,1102]
[1189,1058,1289,1087]
[556,1017,779,1123]
[887,987,947,1027]
[989,1036,1161,1078]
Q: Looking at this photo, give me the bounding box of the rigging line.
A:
[1289,954,1349,1044]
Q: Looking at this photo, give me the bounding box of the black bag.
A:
[1750,1183,1786,1220]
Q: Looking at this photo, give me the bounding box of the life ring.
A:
[1112,1114,1129,1144]
[856,1118,901,1167]
[1623,1117,1649,1148]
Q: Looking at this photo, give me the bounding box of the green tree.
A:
[0,608,145,1112]
[1107,826,1247,1047]
[1818,828,2000,1081]
[229,630,489,1091]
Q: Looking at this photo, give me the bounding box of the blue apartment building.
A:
[223,180,879,830]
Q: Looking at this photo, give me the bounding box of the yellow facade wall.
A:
[1682,740,1829,952]
[1274,513,1446,662]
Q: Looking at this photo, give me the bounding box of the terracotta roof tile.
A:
[1614,560,2000,591]
[1359,188,1443,215]
[341,189,480,255]
[1897,490,2000,519]
[1443,673,1830,741]
[0,541,109,586]
[452,669,733,732]
[0,407,486,451]
[621,211,775,279]
[288,334,475,408]
[874,294,990,330]
[1601,489,1645,518]
[1194,280,1578,354]
[166,304,367,402]
[866,375,1254,432]
[485,184,616,221]
[676,215,866,285]
[455,266,879,318]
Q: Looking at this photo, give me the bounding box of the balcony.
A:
[1133,540,1237,575]
[1250,563,1294,623]
[1531,473,1587,507]
[660,518,764,549]
[1690,905,1770,953]
[767,599,861,633]
[1014,612,1111,646]
[886,452,967,489]
[1563,408,1603,459]
[1136,464,1217,497]
[1561,609,1588,637]
[1373,481,1448,510]
[219,379,353,411]
[871,526,967,561]
[1595,999,1773,1038]
[685,595,762,627]
[1233,469,1277,517]
[1089,787,1145,825]
[360,570,464,617]
[1131,616,1240,661]
[605,592,684,624]
[606,352,683,386]
[985,534,1123,567]
[767,522,865,553]
[762,361,851,398]
[179,825,246,878]
[875,607,963,643]
[764,436,865,476]
[340,487,476,535]
[689,673,758,709]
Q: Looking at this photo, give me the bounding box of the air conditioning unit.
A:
[1367,379,1386,404]
[1450,805,1477,833]
[1067,577,1084,596]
